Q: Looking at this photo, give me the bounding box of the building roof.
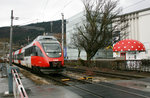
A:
[121,7,150,16]
[113,39,145,52]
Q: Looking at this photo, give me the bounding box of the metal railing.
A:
[12,69,28,98]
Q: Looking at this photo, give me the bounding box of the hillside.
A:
[0,20,66,46]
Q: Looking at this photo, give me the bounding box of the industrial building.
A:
[117,7,150,59]
[66,11,112,60]
[66,7,150,60]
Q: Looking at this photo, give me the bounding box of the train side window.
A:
[19,53,23,60]
[17,54,19,60]
[25,47,33,56]
[22,53,24,60]
[31,46,36,56]
[36,46,43,57]
[25,49,29,56]
[16,55,17,60]
[25,46,43,57]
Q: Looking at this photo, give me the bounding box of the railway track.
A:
[42,73,92,86]
[43,74,105,98]
[66,67,145,80]
[18,64,150,98]
[66,82,150,98]
[13,64,92,86]
[42,73,150,98]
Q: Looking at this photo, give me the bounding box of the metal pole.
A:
[7,10,14,94]
[61,13,64,50]
[9,10,13,66]
[7,10,20,95]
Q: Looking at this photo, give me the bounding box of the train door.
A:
[14,50,19,64]
[20,50,26,66]
[25,56,31,68]
[24,47,32,68]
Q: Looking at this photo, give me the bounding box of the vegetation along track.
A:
[66,67,146,80]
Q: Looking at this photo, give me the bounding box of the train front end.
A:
[41,41,65,73]
[32,36,65,74]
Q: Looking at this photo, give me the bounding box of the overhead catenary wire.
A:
[40,0,50,20]
[18,0,73,26]
[17,0,149,26]
[17,19,39,26]
[17,0,50,26]
[51,0,73,19]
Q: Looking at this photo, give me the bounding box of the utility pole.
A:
[9,10,19,65]
[9,10,13,66]
[7,10,19,95]
[61,13,64,50]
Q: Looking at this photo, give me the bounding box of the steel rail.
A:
[66,67,145,79]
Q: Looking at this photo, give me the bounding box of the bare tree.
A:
[72,0,128,61]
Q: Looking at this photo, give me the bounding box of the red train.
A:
[12,35,65,74]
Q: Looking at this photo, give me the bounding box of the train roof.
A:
[34,35,57,41]
[13,35,60,52]
[21,35,59,50]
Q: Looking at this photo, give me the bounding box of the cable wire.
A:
[19,0,73,26]
[51,0,73,19]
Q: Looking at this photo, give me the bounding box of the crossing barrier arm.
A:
[11,69,28,98]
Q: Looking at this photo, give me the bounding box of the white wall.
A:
[67,49,87,60]
[116,8,150,59]
[138,10,150,59]
[66,11,113,60]
[113,51,145,60]
[66,11,86,60]
[66,11,85,47]
[126,52,142,60]
[68,8,150,60]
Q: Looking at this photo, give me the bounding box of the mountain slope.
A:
[0,20,66,46]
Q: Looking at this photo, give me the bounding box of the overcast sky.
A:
[0,0,150,27]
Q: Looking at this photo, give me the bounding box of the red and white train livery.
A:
[12,35,65,74]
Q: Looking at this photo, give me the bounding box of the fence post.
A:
[7,66,19,94]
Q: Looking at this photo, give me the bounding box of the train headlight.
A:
[59,53,62,56]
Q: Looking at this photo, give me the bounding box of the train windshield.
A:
[42,43,62,58]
